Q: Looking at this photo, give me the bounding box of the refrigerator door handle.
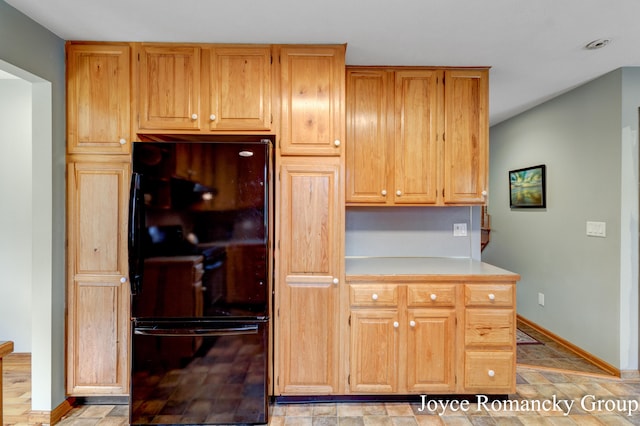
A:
[134,324,259,337]
[128,172,145,295]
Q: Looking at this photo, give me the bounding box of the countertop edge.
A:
[345,257,520,282]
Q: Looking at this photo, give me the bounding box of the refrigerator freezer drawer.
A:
[130,320,268,425]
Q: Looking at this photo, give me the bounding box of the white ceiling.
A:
[6,0,640,124]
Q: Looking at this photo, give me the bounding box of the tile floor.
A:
[4,327,638,425]
[516,322,613,376]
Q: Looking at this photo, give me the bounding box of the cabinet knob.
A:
[430,294,437,301]
[396,190,402,196]
[381,190,387,196]
[201,287,207,292]
[210,114,216,121]
[119,138,126,145]
[488,369,495,377]
[371,293,379,300]
[191,113,198,120]
[488,293,496,301]
[332,278,339,285]
[393,321,399,328]
[409,320,416,328]
[334,139,341,147]
[120,277,126,284]
[482,190,488,197]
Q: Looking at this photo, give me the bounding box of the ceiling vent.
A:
[584,39,611,50]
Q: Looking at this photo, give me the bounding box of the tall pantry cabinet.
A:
[65,42,132,395]
[274,45,346,395]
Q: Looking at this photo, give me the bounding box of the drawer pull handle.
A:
[488,369,495,377]
[430,294,437,301]
[488,293,496,301]
[371,293,379,300]
[409,320,416,328]
[393,321,399,328]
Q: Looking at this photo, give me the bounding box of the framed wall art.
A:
[509,164,546,208]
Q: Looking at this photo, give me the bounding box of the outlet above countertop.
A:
[346,257,520,282]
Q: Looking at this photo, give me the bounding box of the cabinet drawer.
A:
[350,284,398,307]
[464,284,513,307]
[407,284,456,307]
[464,351,514,392]
[465,309,514,346]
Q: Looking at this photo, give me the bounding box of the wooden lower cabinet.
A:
[275,156,344,395]
[462,283,516,394]
[66,158,130,395]
[349,284,456,394]
[347,278,516,396]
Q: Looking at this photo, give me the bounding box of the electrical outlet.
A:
[453,223,467,237]
[538,292,545,306]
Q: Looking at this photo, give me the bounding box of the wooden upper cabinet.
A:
[136,43,272,133]
[279,45,345,156]
[346,69,393,203]
[394,70,440,204]
[345,68,440,205]
[443,69,488,204]
[345,66,488,206]
[209,47,271,131]
[137,44,201,131]
[66,43,131,154]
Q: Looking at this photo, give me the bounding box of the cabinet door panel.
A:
[138,45,201,130]
[406,309,456,392]
[443,70,488,204]
[280,46,345,155]
[210,47,271,130]
[350,310,398,393]
[67,44,130,154]
[67,277,129,394]
[346,69,392,203]
[68,161,130,276]
[67,160,130,395]
[277,157,343,394]
[394,70,440,204]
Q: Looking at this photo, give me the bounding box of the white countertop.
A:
[346,257,519,280]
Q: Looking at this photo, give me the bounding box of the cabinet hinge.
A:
[270,55,273,65]
[271,114,273,124]
[348,374,350,385]
[137,52,140,61]
[348,315,351,326]
[442,189,445,198]
[442,132,445,141]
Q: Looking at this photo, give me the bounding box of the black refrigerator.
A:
[128,140,273,425]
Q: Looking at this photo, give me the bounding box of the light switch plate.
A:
[453,223,467,237]
[586,221,606,237]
